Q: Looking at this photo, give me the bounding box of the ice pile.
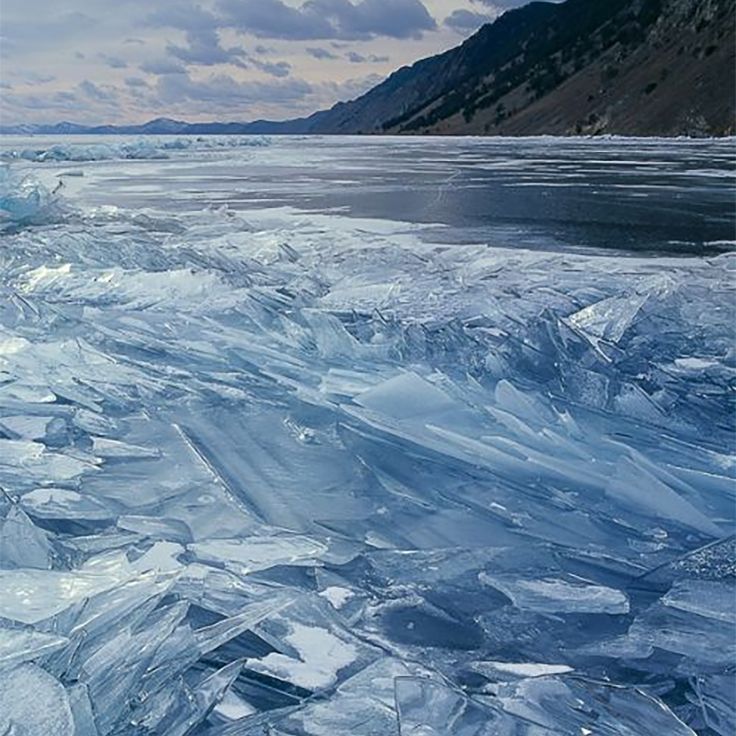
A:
[0,164,67,231]
[0,157,733,735]
[1,136,271,163]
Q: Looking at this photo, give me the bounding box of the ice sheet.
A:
[0,135,733,734]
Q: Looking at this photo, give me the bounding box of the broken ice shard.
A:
[0,136,733,734]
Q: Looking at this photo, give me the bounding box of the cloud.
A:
[13,72,57,84]
[167,28,248,67]
[144,2,298,74]
[307,47,339,60]
[2,90,82,116]
[78,80,117,102]
[251,59,292,78]
[144,4,249,68]
[99,54,128,69]
[155,70,313,107]
[309,44,393,68]
[444,9,494,32]
[346,51,389,63]
[145,3,220,33]
[165,32,293,77]
[140,58,186,76]
[217,0,331,40]
[140,58,188,75]
[218,0,437,41]
[124,77,149,88]
[0,10,96,54]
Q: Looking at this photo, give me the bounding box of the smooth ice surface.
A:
[0,134,734,735]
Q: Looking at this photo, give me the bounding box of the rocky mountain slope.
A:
[307,0,735,137]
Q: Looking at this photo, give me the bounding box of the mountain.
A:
[2,0,733,138]
[0,117,302,137]
[303,0,734,136]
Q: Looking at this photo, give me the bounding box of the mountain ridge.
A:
[2,0,733,138]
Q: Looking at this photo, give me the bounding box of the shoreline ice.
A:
[0,137,733,735]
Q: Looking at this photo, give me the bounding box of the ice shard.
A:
[0,135,732,734]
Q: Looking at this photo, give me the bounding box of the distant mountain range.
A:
[3,0,733,138]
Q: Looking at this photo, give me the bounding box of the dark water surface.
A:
[7,134,735,254]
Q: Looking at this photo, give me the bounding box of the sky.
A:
[0,0,532,125]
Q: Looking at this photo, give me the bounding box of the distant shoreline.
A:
[2,129,734,140]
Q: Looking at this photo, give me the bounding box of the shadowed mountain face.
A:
[2,0,733,138]
[305,0,735,136]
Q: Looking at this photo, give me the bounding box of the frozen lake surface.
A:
[0,135,734,735]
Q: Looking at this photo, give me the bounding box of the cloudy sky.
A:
[0,0,530,125]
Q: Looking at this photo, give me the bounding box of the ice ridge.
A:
[0,146,733,735]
